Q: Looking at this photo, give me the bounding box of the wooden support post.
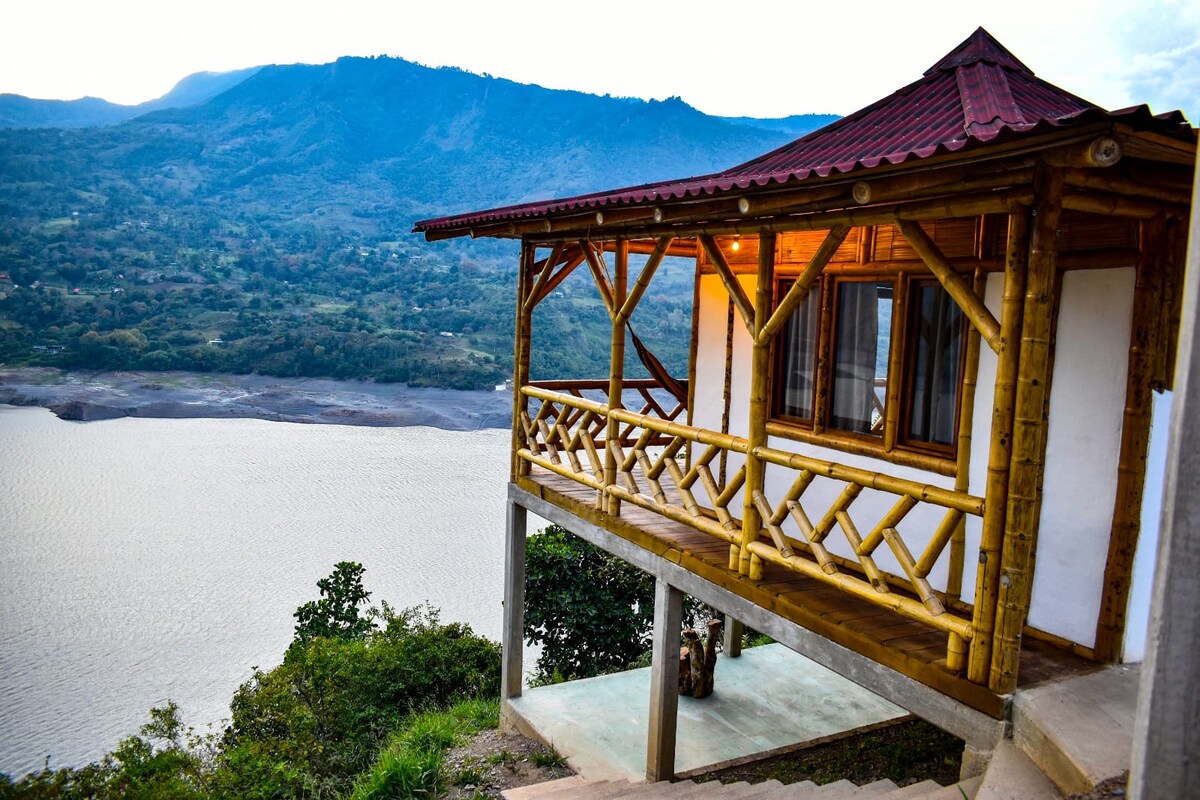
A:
[501,499,527,700]
[990,167,1064,693]
[1129,159,1200,800]
[1094,216,1167,661]
[967,208,1029,685]
[948,271,984,603]
[740,232,777,575]
[723,615,743,657]
[646,577,682,783]
[898,219,1002,352]
[605,240,629,516]
[511,242,535,481]
[699,234,755,334]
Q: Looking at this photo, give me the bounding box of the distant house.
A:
[416,29,1195,790]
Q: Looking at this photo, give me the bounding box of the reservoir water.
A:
[0,405,514,777]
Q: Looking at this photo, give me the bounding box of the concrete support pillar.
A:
[501,498,527,700]
[723,615,743,658]
[646,577,682,782]
[1130,168,1200,800]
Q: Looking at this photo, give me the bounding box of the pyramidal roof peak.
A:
[925,27,1034,76]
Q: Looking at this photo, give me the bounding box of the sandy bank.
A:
[0,368,512,430]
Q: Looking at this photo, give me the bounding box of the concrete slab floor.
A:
[508,643,909,782]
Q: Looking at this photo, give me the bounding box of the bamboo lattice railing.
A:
[517,383,984,671]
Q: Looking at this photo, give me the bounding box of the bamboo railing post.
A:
[967,206,1029,685]
[605,239,629,516]
[511,242,535,480]
[1094,215,1168,661]
[739,232,777,575]
[990,167,1065,693]
[948,270,985,602]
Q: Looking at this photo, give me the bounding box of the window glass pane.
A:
[830,281,892,435]
[777,284,821,420]
[907,283,963,445]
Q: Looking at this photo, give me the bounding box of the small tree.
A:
[524,525,717,681]
[292,561,374,646]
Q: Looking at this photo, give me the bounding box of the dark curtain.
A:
[831,282,888,434]
[908,285,963,444]
[779,288,820,419]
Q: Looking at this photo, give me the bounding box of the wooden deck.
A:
[518,467,1097,719]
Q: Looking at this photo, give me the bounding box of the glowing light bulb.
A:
[731,238,741,252]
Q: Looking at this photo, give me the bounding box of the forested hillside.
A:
[0,57,836,388]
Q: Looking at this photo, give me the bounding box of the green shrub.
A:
[524,525,717,681]
[347,746,442,800]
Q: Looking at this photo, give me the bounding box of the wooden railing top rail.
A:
[523,385,608,415]
[753,444,985,516]
[530,378,672,390]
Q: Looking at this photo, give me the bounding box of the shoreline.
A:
[0,367,512,431]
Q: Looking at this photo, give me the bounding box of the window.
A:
[776,285,820,421]
[772,274,967,459]
[830,281,892,436]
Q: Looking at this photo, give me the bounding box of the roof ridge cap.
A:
[925,27,1033,76]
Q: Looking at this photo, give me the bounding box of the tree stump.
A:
[678,619,723,698]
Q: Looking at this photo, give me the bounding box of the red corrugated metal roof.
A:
[414,28,1192,234]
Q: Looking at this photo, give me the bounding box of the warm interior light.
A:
[731,237,741,252]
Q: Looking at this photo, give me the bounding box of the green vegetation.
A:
[0,563,500,799]
[523,524,732,683]
[0,56,801,389]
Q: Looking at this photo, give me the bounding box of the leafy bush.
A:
[2,564,501,800]
[524,525,717,681]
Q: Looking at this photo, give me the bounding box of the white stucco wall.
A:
[1025,268,1135,646]
[689,265,1149,651]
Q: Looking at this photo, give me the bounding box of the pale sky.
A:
[1,0,1197,119]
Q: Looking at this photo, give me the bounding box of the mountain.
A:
[0,67,260,129]
[0,57,831,389]
[717,113,840,138]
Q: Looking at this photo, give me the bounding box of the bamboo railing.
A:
[517,383,983,671]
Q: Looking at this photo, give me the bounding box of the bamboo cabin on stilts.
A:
[415,27,1196,786]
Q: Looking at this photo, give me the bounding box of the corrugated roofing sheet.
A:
[414,28,1192,234]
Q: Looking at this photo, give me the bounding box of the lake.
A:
[0,405,517,776]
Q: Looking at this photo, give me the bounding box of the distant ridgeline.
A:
[0,57,837,389]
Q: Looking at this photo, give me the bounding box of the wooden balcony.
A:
[513,380,1095,719]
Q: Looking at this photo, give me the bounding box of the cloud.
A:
[1118,41,1200,118]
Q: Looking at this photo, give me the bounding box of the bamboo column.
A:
[605,240,629,516]
[1094,215,1167,661]
[511,242,534,481]
[947,270,985,603]
[990,167,1065,693]
[966,209,1029,685]
[740,232,777,576]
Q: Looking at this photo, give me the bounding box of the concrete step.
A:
[1011,665,1137,796]
[974,740,1062,800]
[855,779,900,795]
[877,780,942,799]
[811,779,860,798]
[502,775,590,799]
[920,776,982,799]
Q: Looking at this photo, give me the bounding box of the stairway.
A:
[503,775,983,799]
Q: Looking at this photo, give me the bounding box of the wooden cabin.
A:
[415,28,1196,779]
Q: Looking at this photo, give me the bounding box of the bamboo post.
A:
[967,207,1029,685]
[605,240,629,516]
[1094,216,1167,661]
[739,232,777,575]
[897,219,1002,353]
[990,166,1065,693]
[883,278,908,451]
[511,242,535,481]
[948,270,984,602]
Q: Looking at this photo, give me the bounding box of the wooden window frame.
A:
[769,271,969,468]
